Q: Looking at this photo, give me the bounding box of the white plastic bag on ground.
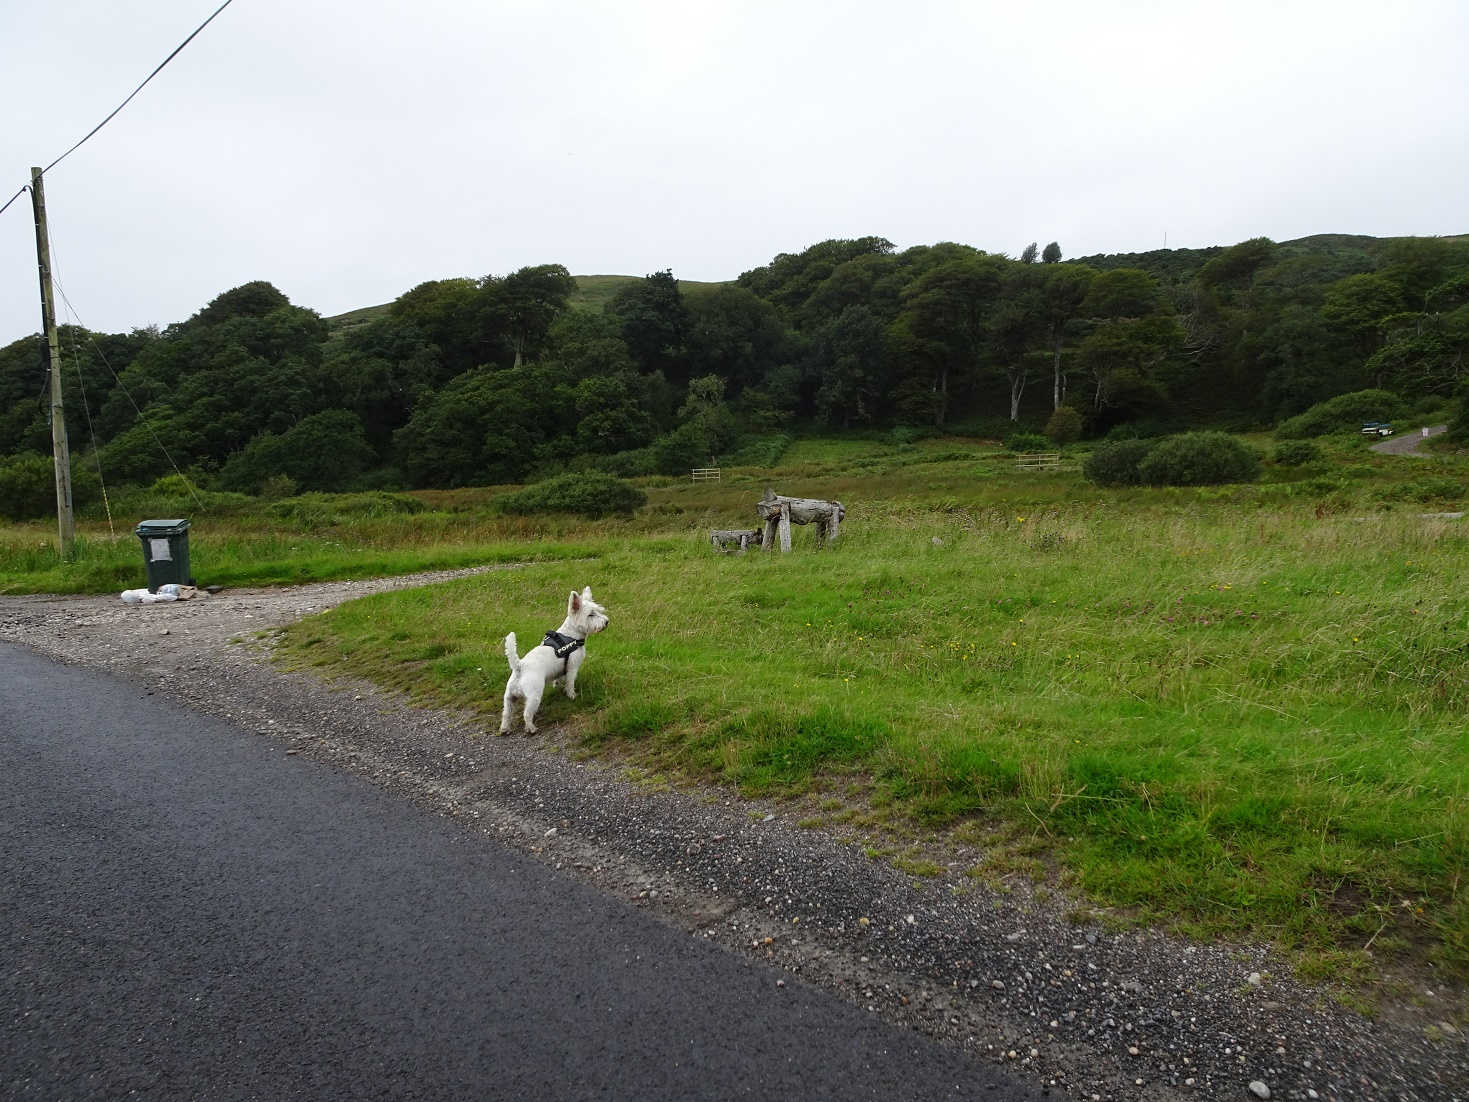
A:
[120,588,179,604]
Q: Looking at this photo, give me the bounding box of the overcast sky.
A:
[2,0,1466,344]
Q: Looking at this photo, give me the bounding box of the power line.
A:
[0,0,235,218]
[0,185,25,219]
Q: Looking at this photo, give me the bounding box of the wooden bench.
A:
[757,490,845,551]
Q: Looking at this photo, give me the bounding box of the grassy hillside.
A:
[325,274,731,332]
[566,274,728,311]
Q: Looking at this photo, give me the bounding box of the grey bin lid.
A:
[135,518,190,536]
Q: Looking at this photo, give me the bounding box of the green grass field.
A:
[4,431,1467,986]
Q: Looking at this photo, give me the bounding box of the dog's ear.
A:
[569,590,581,612]
[582,586,593,600]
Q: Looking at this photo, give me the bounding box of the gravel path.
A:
[2,571,1465,1101]
[1370,425,1448,455]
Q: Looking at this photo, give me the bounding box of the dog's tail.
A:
[504,632,521,673]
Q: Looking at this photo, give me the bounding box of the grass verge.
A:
[274,503,1469,981]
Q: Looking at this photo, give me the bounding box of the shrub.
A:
[1374,477,1464,505]
[218,410,376,494]
[1137,432,1261,486]
[1275,389,1409,439]
[1005,432,1051,453]
[1103,419,1173,441]
[724,434,792,467]
[1044,406,1083,444]
[259,474,298,500]
[1272,440,1321,466]
[1447,394,1469,445]
[0,452,54,520]
[498,473,646,517]
[267,492,426,528]
[1082,439,1155,486]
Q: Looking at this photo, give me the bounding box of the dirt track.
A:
[2,572,1465,1101]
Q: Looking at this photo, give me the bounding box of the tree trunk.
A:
[1052,336,1066,410]
[1009,366,1027,422]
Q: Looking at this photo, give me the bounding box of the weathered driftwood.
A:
[709,528,764,553]
[756,489,846,551]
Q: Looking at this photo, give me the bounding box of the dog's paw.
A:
[564,688,577,700]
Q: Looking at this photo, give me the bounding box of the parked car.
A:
[1361,422,1394,436]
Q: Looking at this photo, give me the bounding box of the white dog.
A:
[500,586,609,735]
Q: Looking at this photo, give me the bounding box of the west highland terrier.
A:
[499,586,609,735]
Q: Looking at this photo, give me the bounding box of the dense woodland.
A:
[1,231,1466,510]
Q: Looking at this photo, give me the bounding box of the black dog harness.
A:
[541,630,585,676]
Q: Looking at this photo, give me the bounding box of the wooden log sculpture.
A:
[757,489,846,551]
[709,528,764,553]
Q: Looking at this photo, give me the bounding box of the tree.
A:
[650,374,737,473]
[1082,268,1163,318]
[0,452,55,520]
[736,237,895,321]
[1380,237,1463,308]
[1076,315,1181,419]
[683,285,790,395]
[188,281,290,328]
[1320,273,1404,367]
[390,278,496,374]
[1365,308,1468,399]
[1256,305,1352,418]
[991,263,1047,420]
[895,256,1006,427]
[1019,242,1039,265]
[490,264,577,367]
[809,306,888,427]
[322,316,445,456]
[394,363,569,487]
[1197,237,1276,290]
[1040,264,1096,409]
[1041,242,1062,264]
[571,372,657,454]
[1076,268,1179,424]
[609,270,690,381]
[218,410,375,493]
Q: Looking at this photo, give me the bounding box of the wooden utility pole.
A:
[29,167,74,559]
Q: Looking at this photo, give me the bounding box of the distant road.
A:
[1371,424,1447,455]
[1,644,1033,1101]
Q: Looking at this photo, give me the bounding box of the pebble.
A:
[1248,1080,1271,1099]
[1248,972,1263,987]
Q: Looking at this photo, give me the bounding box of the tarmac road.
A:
[0,643,1034,1101]
[1369,423,1447,454]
